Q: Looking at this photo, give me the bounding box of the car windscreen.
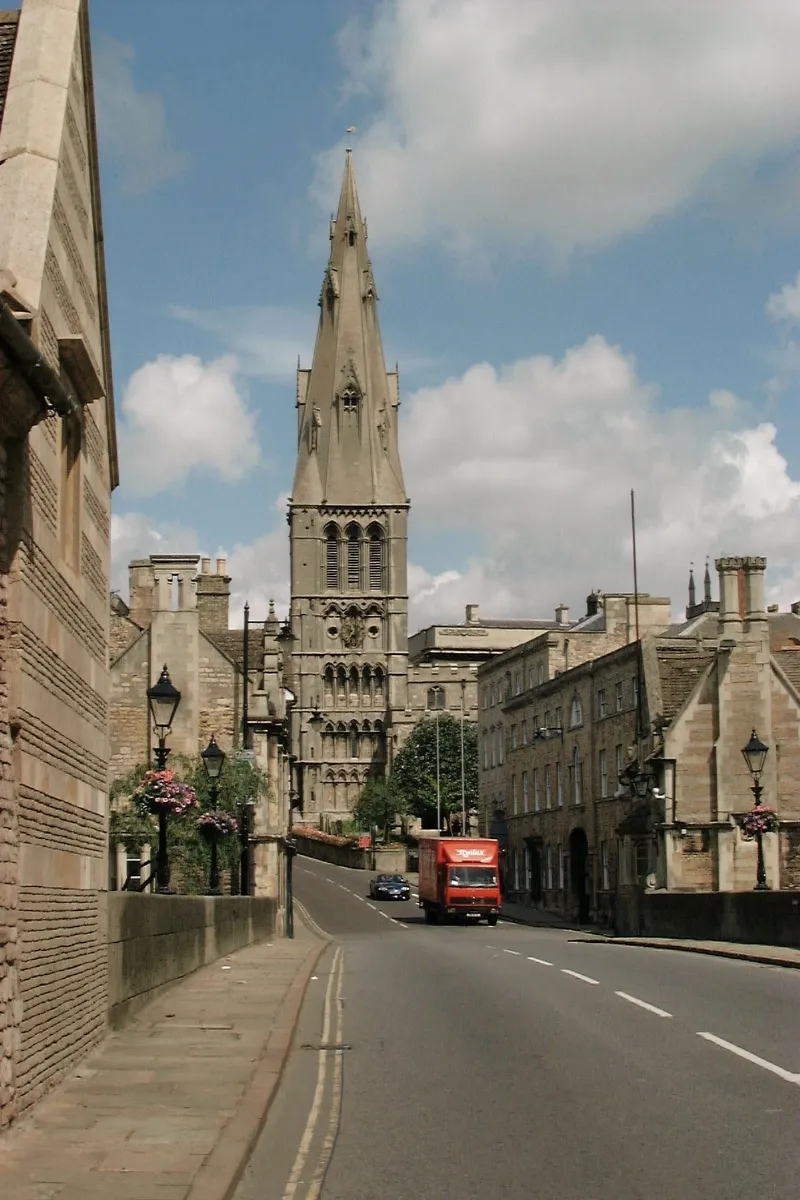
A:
[380,876,405,884]
[448,867,497,888]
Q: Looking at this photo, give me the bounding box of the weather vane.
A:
[346,125,356,150]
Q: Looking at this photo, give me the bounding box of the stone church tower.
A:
[288,152,409,820]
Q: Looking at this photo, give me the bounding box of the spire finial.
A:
[688,562,696,608]
[345,125,356,151]
[704,556,712,603]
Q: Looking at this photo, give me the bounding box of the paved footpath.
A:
[0,922,327,1200]
[501,898,800,968]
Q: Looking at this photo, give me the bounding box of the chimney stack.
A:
[742,555,768,637]
[465,604,480,625]
[555,604,569,626]
[196,557,232,631]
[716,557,746,639]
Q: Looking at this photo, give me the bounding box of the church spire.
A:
[688,564,696,610]
[291,151,406,507]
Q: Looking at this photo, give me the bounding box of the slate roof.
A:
[655,643,715,721]
[774,649,800,694]
[0,11,18,136]
[204,626,265,671]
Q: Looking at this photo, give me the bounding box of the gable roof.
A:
[0,11,18,137]
[773,649,800,695]
[655,643,715,721]
[204,626,264,671]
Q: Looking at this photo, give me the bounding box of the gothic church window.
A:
[368,525,384,590]
[347,524,361,589]
[341,386,359,415]
[325,526,340,590]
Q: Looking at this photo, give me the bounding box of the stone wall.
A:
[0,442,20,1130]
[107,894,276,1028]
[294,834,407,873]
[623,889,800,947]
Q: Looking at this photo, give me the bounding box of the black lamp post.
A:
[201,735,226,895]
[146,665,181,892]
[742,729,770,891]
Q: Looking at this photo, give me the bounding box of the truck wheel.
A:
[487,915,498,926]
[424,909,436,924]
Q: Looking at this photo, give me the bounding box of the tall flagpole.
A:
[436,711,441,835]
[460,680,466,836]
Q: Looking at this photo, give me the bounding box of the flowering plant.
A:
[197,811,239,838]
[739,806,778,838]
[131,770,198,819]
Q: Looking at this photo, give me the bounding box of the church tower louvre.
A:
[287,151,410,821]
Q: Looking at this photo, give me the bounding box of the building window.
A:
[514,672,522,695]
[533,715,540,735]
[521,719,528,745]
[538,664,544,684]
[598,688,606,718]
[490,728,496,768]
[347,524,361,589]
[545,846,553,891]
[511,724,518,749]
[482,687,488,711]
[544,710,550,729]
[556,761,563,807]
[601,841,610,891]
[483,731,489,770]
[512,774,518,815]
[427,686,445,710]
[533,768,540,812]
[325,526,340,589]
[599,748,608,798]
[490,685,496,707]
[616,743,624,784]
[60,413,82,570]
[522,770,529,813]
[555,706,562,731]
[632,675,639,709]
[368,525,384,590]
[350,727,360,758]
[615,681,623,712]
[545,764,551,809]
[558,844,565,890]
[528,668,535,690]
[570,696,582,727]
[341,385,359,415]
[572,746,582,804]
[497,727,504,766]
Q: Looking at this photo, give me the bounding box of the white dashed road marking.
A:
[503,949,521,957]
[615,991,672,1018]
[696,1033,800,1086]
[527,956,553,966]
[561,969,599,986]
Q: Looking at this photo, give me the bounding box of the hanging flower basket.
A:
[739,806,778,839]
[131,770,198,819]
[197,811,239,840]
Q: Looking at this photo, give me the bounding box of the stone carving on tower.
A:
[286,152,410,821]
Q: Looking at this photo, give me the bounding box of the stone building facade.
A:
[480,560,800,928]
[0,0,116,1125]
[109,555,291,911]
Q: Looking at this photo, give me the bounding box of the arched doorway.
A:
[569,828,590,923]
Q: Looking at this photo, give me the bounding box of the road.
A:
[235,856,800,1200]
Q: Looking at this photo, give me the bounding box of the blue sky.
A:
[94,0,800,628]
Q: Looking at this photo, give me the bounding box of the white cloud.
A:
[400,336,800,624]
[169,306,316,379]
[118,354,260,495]
[110,512,200,596]
[318,0,800,253]
[767,272,800,323]
[227,526,290,628]
[94,35,191,195]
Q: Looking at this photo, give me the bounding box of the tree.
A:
[390,715,478,832]
[352,778,407,844]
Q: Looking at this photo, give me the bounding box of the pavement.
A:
[0,921,327,1200]
[244,856,800,1200]
[500,896,800,968]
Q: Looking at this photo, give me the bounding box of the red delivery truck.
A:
[418,837,501,925]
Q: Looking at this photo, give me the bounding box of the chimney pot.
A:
[767,604,779,613]
[555,604,570,625]
[216,557,227,577]
[201,557,211,574]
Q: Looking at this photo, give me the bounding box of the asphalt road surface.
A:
[235,856,800,1200]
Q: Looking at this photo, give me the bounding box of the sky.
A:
[93,0,800,631]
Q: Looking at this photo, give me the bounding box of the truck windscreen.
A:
[448,867,497,888]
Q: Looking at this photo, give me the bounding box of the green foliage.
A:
[352,778,407,843]
[390,715,478,830]
[109,751,270,895]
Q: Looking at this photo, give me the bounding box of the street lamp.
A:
[147,664,181,769]
[201,735,226,894]
[146,664,181,891]
[742,728,770,891]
